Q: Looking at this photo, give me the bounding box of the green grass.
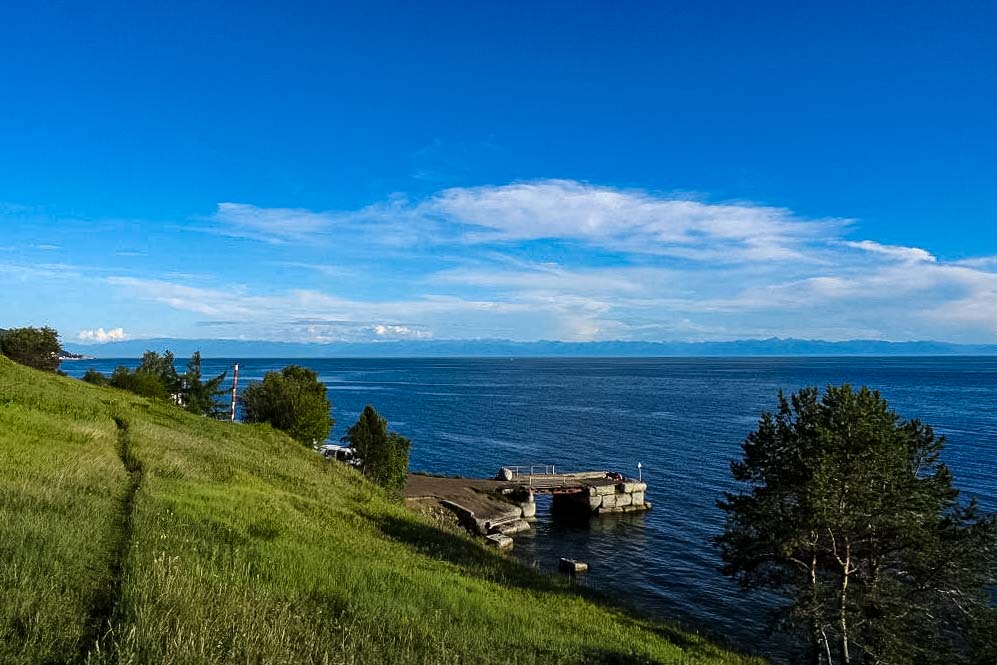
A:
[0,356,762,664]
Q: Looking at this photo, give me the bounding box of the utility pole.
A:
[230,363,239,422]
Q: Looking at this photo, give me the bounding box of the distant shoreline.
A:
[62,337,997,360]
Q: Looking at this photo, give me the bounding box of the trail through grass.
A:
[0,356,762,664]
[78,417,141,663]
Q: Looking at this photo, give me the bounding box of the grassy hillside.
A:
[0,356,760,665]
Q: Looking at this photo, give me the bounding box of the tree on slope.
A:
[0,326,62,372]
[180,351,228,417]
[106,364,170,400]
[717,385,996,664]
[84,350,227,416]
[240,365,333,445]
[138,350,181,396]
[342,405,410,494]
[96,350,180,401]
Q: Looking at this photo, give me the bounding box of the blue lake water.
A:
[63,356,997,658]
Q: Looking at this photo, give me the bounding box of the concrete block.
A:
[601,494,618,508]
[559,558,589,574]
[494,519,531,535]
[520,501,536,518]
[631,491,644,506]
[486,534,514,549]
[616,493,633,506]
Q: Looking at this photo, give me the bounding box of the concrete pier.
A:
[404,467,650,547]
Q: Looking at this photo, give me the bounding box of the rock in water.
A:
[559,558,589,574]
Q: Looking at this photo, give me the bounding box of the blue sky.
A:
[2,1,996,344]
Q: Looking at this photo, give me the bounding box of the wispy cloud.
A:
[211,202,337,244]
[842,240,936,263]
[0,261,83,281]
[207,179,849,262]
[954,255,997,269]
[208,197,429,247]
[423,180,848,261]
[7,180,997,344]
[105,276,544,341]
[149,180,997,342]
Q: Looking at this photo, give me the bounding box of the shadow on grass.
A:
[613,614,764,664]
[371,511,760,663]
[370,512,577,597]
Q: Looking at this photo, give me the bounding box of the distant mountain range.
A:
[62,337,997,358]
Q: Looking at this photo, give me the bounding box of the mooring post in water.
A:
[230,363,239,422]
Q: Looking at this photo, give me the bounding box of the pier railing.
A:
[506,464,558,477]
[503,465,612,490]
[504,465,569,489]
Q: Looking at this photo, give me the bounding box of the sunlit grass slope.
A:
[0,356,760,665]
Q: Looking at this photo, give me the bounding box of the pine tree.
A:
[717,385,996,664]
[181,351,228,417]
[342,405,411,495]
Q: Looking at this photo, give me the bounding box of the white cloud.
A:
[106,277,265,318]
[372,324,432,339]
[106,275,540,341]
[78,327,127,343]
[430,262,673,298]
[211,202,340,244]
[0,262,82,281]
[842,240,936,263]
[954,255,997,269]
[209,197,427,246]
[422,180,847,261]
[20,180,993,344]
[207,179,849,263]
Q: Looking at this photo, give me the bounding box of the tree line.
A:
[83,350,229,417]
[0,326,410,494]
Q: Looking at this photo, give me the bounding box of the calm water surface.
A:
[63,357,997,658]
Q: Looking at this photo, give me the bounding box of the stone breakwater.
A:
[553,479,651,515]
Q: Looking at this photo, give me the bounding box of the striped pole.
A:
[230,363,239,422]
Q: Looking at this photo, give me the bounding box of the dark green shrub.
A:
[0,326,62,372]
[240,365,333,445]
